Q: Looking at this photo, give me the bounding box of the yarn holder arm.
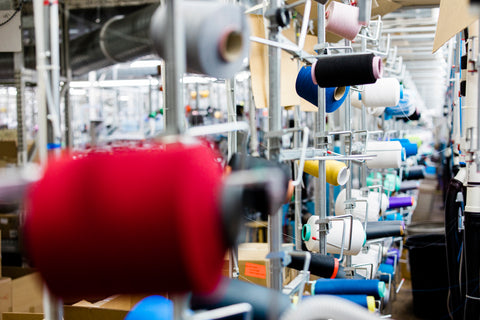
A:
[249,0,312,54]
[264,126,310,187]
[188,303,253,320]
[280,251,311,302]
[325,214,356,262]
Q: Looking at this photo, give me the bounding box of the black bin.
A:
[405,233,449,319]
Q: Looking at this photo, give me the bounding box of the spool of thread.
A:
[335,188,389,221]
[385,248,401,265]
[365,221,405,240]
[351,91,362,108]
[385,256,396,266]
[403,165,425,180]
[397,109,421,122]
[312,53,382,88]
[25,143,228,298]
[384,213,404,221]
[386,247,401,259]
[351,93,386,117]
[384,92,415,118]
[295,66,350,113]
[361,78,401,108]
[287,252,339,279]
[399,180,420,192]
[125,296,173,320]
[377,263,395,283]
[385,173,402,193]
[365,141,404,169]
[312,279,385,299]
[390,138,418,157]
[302,159,350,186]
[388,196,414,209]
[366,172,401,194]
[325,1,362,40]
[302,215,365,255]
[325,295,376,311]
[191,278,291,320]
[351,243,381,279]
[366,107,385,117]
[150,2,249,79]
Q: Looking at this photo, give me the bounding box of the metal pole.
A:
[164,0,185,135]
[33,0,48,165]
[248,78,259,157]
[226,76,239,279]
[50,0,61,123]
[43,287,63,320]
[267,0,284,292]
[294,105,302,250]
[61,3,73,148]
[315,2,328,256]
[14,53,27,166]
[293,21,302,251]
[34,1,64,316]
[343,0,353,269]
[227,78,237,158]
[360,21,368,188]
[195,82,200,110]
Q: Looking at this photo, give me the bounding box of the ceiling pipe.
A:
[0,4,159,81]
[69,4,158,77]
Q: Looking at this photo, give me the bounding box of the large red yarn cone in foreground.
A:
[24,143,226,299]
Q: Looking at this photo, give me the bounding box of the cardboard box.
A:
[1,294,150,320]
[433,0,477,53]
[1,307,128,320]
[0,278,12,315]
[2,314,43,320]
[2,268,43,314]
[64,305,128,320]
[224,243,295,288]
[92,294,149,311]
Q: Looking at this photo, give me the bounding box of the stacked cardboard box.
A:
[223,242,295,288]
[1,294,158,320]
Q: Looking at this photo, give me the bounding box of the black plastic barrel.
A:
[405,233,449,319]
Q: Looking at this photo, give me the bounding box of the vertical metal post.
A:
[227,78,237,158]
[14,53,27,166]
[33,0,48,165]
[343,0,353,269]
[453,34,462,145]
[50,0,60,122]
[61,3,73,148]
[226,77,239,279]
[267,0,283,291]
[35,1,64,315]
[164,0,186,135]
[43,287,63,320]
[248,78,259,157]
[195,82,200,110]
[314,3,328,256]
[293,22,302,251]
[294,104,302,250]
[360,24,368,188]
